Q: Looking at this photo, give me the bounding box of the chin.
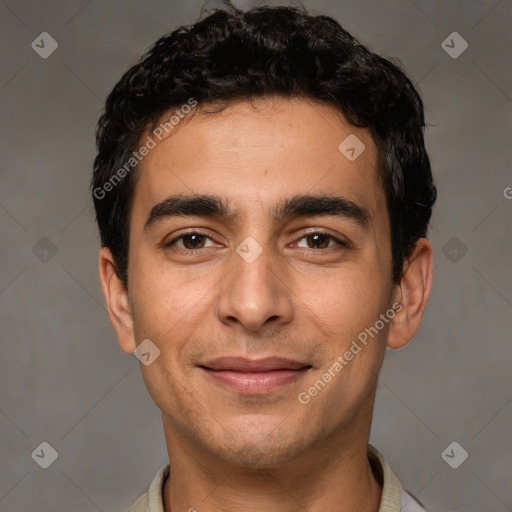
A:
[209,423,312,469]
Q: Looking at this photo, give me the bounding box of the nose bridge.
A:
[216,236,292,332]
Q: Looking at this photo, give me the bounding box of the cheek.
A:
[130,272,202,413]
[128,261,218,382]
[305,267,392,357]
[309,266,382,315]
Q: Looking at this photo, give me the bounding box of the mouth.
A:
[198,356,312,394]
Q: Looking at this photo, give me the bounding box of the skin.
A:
[99,96,433,512]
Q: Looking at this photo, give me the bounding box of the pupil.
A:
[310,234,328,249]
[184,234,204,249]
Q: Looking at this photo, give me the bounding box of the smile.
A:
[199,356,312,394]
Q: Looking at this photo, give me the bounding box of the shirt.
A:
[128,444,426,512]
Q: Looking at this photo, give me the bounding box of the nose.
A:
[216,242,294,333]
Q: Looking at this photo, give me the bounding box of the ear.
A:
[387,238,433,349]
[98,247,137,354]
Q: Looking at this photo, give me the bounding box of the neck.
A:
[162,399,382,512]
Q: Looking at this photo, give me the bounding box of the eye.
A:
[295,232,348,250]
[165,231,218,250]
[163,230,348,253]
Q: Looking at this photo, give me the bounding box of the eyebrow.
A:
[143,194,371,232]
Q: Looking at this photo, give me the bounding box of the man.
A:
[92,3,436,511]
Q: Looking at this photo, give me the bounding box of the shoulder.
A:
[127,463,170,512]
[368,444,428,512]
[128,493,148,512]
[402,489,428,511]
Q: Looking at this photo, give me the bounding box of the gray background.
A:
[0,0,511,510]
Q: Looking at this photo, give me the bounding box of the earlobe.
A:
[386,238,434,350]
[98,247,137,354]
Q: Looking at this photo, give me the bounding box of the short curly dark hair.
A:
[92,3,436,286]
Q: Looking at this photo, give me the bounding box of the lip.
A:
[199,357,312,394]
[201,356,310,372]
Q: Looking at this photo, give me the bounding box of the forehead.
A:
[131,96,386,227]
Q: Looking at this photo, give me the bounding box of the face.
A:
[117,96,400,466]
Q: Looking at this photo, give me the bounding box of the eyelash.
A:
[164,230,350,253]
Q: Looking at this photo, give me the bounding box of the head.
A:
[93,4,435,467]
